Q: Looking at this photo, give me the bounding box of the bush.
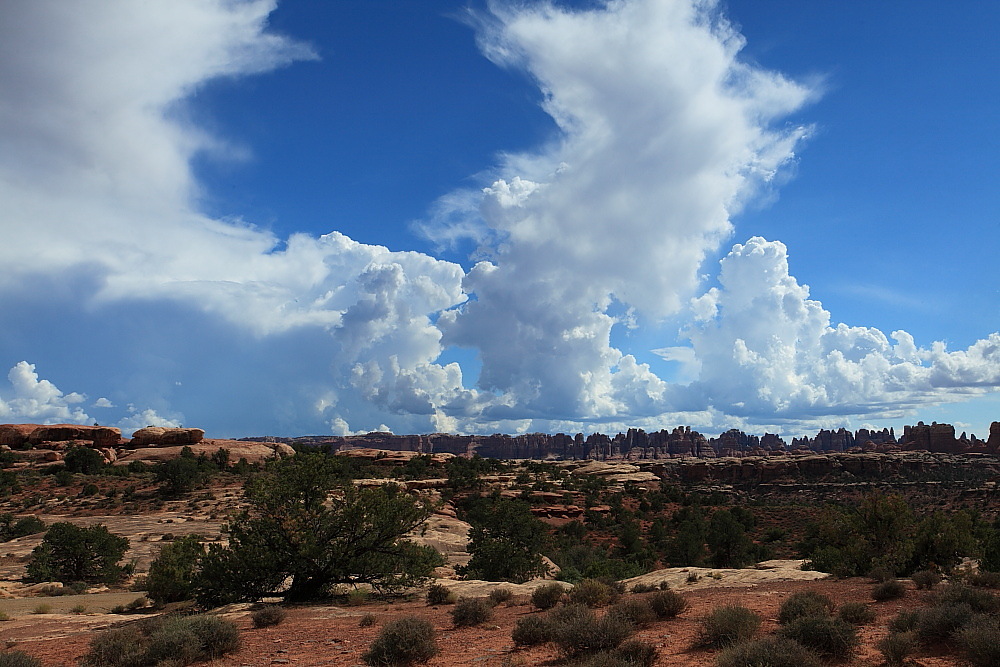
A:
[251,605,286,628]
[0,652,42,667]
[911,569,941,589]
[715,637,822,667]
[450,597,493,627]
[511,615,554,646]
[610,639,658,666]
[363,616,438,666]
[488,587,513,605]
[888,610,920,633]
[81,626,145,667]
[647,589,687,618]
[872,579,906,601]
[531,582,565,610]
[958,616,1000,667]
[64,446,106,475]
[934,583,1000,614]
[630,583,658,594]
[146,535,205,604]
[31,604,51,615]
[777,615,858,660]
[552,607,633,657]
[969,571,1000,589]
[347,589,369,606]
[777,591,834,624]
[26,522,130,584]
[836,601,876,625]
[914,603,976,644]
[81,614,239,667]
[426,583,456,606]
[607,599,656,629]
[359,613,378,628]
[569,579,619,608]
[459,498,548,583]
[0,514,45,542]
[877,631,916,666]
[696,605,761,648]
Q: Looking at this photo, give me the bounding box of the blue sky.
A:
[0,0,997,439]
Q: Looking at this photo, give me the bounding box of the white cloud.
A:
[684,237,1000,422]
[0,362,92,425]
[116,405,183,437]
[0,0,996,438]
[435,0,812,421]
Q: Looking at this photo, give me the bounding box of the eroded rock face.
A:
[988,422,1000,454]
[0,424,121,449]
[115,440,280,466]
[130,427,204,447]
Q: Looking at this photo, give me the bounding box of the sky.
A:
[1,0,997,440]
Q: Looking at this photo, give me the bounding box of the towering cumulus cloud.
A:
[0,0,997,436]
[435,0,812,423]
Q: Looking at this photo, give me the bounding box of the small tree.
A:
[195,453,441,605]
[26,522,130,584]
[458,497,548,583]
[146,535,206,604]
[63,446,106,475]
[155,453,206,497]
[707,509,756,569]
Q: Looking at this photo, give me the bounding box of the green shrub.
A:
[696,605,760,648]
[146,535,205,604]
[836,601,876,625]
[934,583,1000,614]
[552,608,633,657]
[0,612,10,621]
[346,589,369,606]
[647,589,687,618]
[958,616,1000,667]
[715,637,822,667]
[64,446,106,475]
[610,639,658,666]
[569,579,618,608]
[81,626,146,667]
[363,616,438,666]
[251,605,286,628]
[511,615,553,646]
[630,583,658,594]
[911,569,941,589]
[777,591,834,624]
[777,615,858,660]
[70,604,87,614]
[888,609,920,633]
[607,598,656,629]
[969,571,1000,589]
[359,613,377,628]
[530,582,564,610]
[167,614,240,660]
[868,565,896,582]
[426,583,455,606]
[0,652,42,667]
[872,579,906,601]
[488,587,513,605]
[915,603,977,644]
[30,604,51,615]
[450,597,493,627]
[877,631,916,666]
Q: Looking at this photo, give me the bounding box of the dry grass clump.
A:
[450,597,494,627]
[714,637,822,667]
[426,583,456,606]
[530,582,564,610]
[877,631,916,666]
[777,591,834,624]
[647,590,687,618]
[251,605,286,628]
[695,605,761,649]
[81,614,239,667]
[362,616,437,666]
[568,579,619,608]
[836,601,876,625]
[488,587,514,605]
[871,579,906,601]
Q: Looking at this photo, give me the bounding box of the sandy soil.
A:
[3,577,965,666]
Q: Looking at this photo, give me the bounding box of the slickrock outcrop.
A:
[130,427,204,447]
[0,423,121,449]
[114,440,288,466]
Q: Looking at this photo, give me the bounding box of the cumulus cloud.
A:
[435,0,812,420]
[1,0,997,438]
[0,362,91,425]
[684,237,1000,423]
